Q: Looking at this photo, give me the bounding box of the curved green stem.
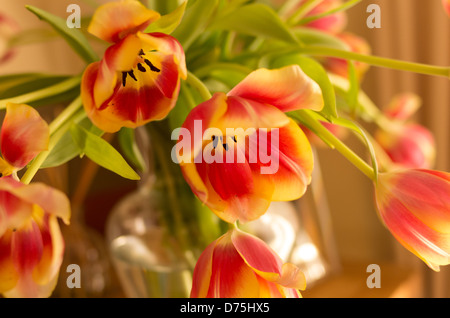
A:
[0,76,82,109]
[301,46,450,78]
[21,96,84,184]
[297,110,377,182]
[185,71,212,101]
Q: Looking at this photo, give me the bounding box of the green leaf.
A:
[70,124,140,180]
[145,1,187,34]
[26,5,98,63]
[172,0,219,50]
[118,127,147,172]
[0,74,69,99]
[208,3,300,45]
[295,27,350,50]
[271,54,337,119]
[41,117,103,168]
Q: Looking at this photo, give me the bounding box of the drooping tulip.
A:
[176,65,323,223]
[0,103,49,177]
[323,32,371,80]
[0,176,71,297]
[191,228,306,298]
[81,0,187,132]
[374,169,450,271]
[375,123,435,169]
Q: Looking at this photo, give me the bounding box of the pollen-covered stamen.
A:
[144,58,161,73]
[137,63,146,72]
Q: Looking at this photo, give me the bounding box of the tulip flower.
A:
[0,103,49,177]
[81,0,187,132]
[191,228,306,298]
[375,124,435,169]
[323,32,371,79]
[443,0,450,17]
[374,169,450,271]
[0,176,71,297]
[0,12,19,64]
[382,93,421,121]
[176,65,323,223]
[298,0,347,34]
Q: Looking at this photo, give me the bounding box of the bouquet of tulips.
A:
[0,0,449,298]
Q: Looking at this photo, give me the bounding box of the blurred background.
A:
[0,0,449,298]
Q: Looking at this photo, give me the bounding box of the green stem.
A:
[185,71,212,101]
[287,0,324,26]
[21,97,84,184]
[299,0,363,25]
[194,63,252,79]
[297,110,377,181]
[0,76,82,109]
[301,46,450,78]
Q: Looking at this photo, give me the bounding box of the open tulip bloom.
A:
[0,0,449,299]
[81,0,187,133]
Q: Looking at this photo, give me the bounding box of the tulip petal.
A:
[0,231,18,293]
[248,119,314,201]
[231,228,282,277]
[379,170,450,233]
[377,195,450,271]
[88,0,160,43]
[190,237,216,298]
[0,177,71,225]
[228,65,324,112]
[0,103,49,171]
[207,233,260,297]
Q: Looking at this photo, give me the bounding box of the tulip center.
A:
[211,135,238,152]
[121,49,161,87]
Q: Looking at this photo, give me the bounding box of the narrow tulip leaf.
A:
[271,54,337,119]
[118,127,147,172]
[145,1,187,34]
[26,5,98,63]
[208,3,300,45]
[41,117,103,168]
[295,28,350,50]
[172,0,219,50]
[70,124,140,180]
[0,74,69,99]
[331,117,379,180]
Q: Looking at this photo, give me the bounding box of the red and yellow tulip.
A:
[177,65,323,223]
[0,176,70,297]
[191,228,306,298]
[374,169,450,271]
[81,0,187,132]
[0,103,49,177]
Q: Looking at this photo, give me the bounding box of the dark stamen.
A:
[212,135,218,149]
[222,143,229,151]
[232,136,237,143]
[128,70,138,81]
[122,72,127,87]
[137,63,146,72]
[144,59,161,72]
[139,49,145,56]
